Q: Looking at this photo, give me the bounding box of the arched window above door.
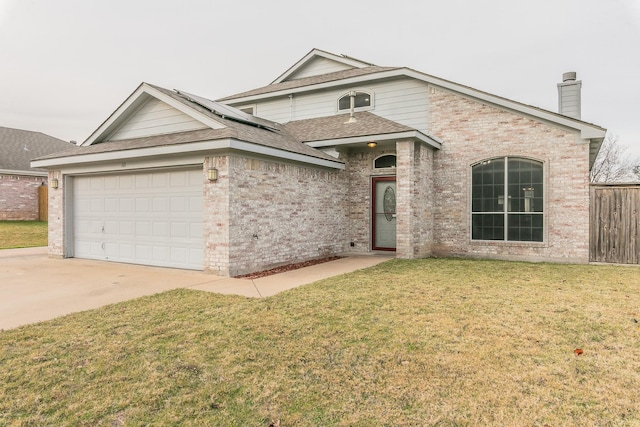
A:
[374,155,396,169]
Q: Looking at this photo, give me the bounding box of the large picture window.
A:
[471,157,543,242]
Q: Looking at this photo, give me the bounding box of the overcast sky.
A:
[1,0,639,157]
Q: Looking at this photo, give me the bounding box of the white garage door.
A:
[73,168,204,270]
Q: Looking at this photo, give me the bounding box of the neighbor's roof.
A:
[0,126,74,174]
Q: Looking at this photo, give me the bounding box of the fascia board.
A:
[305,130,442,150]
[82,83,226,146]
[31,139,344,170]
[0,169,47,177]
[232,68,606,140]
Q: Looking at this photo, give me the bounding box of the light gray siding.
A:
[557,81,582,119]
[251,78,430,132]
[287,57,354,81]
[109,98,208,141]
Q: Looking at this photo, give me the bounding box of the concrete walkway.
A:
[0,247,390,330]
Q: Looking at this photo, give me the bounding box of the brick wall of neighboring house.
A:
[429,86,591,263]
[0,173,46,220]
[205,155,349,276]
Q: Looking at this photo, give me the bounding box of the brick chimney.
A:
[557,71,582,119]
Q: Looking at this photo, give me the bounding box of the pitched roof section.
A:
[0,126,74,174]
[284,112,414,142]
[284,112,442,150]
[271,48,376,84]
[82,83,228,146]
[33,85,346,169]
[217,66,399,102]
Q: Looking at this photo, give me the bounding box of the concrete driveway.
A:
[0,247,389,330]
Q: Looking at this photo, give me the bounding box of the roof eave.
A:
[31,138,344,170]
[305,130,442,150]
[0,168,48,177]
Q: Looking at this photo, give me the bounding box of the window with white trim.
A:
[471,157,544,242]
[337,91,372,111]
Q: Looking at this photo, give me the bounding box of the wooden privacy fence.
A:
[38,185,48,222]
[590,184,640,264]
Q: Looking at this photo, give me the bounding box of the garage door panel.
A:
[171,222,188,238]
[119,198,134,212]
[152,173,167,188]
[135,197,150,212]
[104,176,118,189]
[190,222,203,239]
[74,168,203,270]
[90,199,104,212]
[152,197,168,211]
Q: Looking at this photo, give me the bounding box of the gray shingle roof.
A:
[34,84,429,167]
[284,112,414,142]
[0,126,74,173]
[217,66,400,101]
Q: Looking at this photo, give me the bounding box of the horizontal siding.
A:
[249,78,429,133]
[288,57,354,81]
[109,98,208,141]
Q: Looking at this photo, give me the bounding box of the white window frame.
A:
[337,90,374,113]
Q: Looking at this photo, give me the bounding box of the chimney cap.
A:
[562,71,577,82]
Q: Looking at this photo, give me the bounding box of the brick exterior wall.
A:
[428,87,591,263]
[344,148,396,252]
[0,174,46,220]
[47,171,64,257]
[396,140,435,258]
[205,155,349,276]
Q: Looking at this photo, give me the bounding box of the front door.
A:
[372,177,396,251]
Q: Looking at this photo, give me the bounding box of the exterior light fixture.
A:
[50,178,59,189]
[367,141,377,148]
[207,167,218,182]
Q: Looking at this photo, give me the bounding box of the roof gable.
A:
[107,97,209,142]
[271,48,376,84]
[82,83,227,146]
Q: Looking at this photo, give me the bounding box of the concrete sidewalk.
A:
[0,247,390,330]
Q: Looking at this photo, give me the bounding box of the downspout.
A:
[289,93,294,122]
[345,90,357,123]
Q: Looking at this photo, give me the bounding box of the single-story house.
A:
[1,126,73,220]
[32,49,606,275]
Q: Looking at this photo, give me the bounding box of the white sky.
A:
[1,0,639,157]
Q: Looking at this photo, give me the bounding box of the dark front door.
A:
[372,176,396,251]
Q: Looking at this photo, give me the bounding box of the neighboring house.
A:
[0,126,73,220]
[32,49,606,275]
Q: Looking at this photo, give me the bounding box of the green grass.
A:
[1,258,639,426]
[0,221,47,249]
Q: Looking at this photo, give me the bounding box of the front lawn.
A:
[0,221,47,249]
[1,259,639,425]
